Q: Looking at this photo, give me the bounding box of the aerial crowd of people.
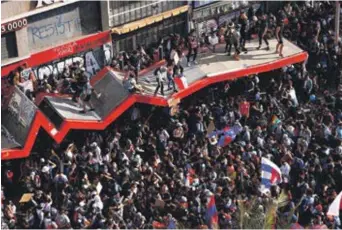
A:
[2,1,342,229]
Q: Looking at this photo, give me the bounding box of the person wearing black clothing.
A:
[256,14,270,51]
[187,30,199,67]
[225,22,240,60]
[173,63,184,78]
[166,61,177,92]
[71,68,87,102]
[238,11,249,53]
[247,6,255,22]
[130,50,141,81]
[275,10,286,57]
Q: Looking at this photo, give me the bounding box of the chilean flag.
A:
[260,157,282,193]
[206,194,219,229]
[174,76,188,90]
[208,124,242,147]
[218,126,238,147]
[327,191,342,217]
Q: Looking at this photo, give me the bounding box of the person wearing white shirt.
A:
[159,128,170,147]
[103,150,112,164]
[323,124,332,140]
[288,86,298,107]
[299,126,312,143]
[90,142,103,165]
[280,161,291,178]
[90,192,103,211]
[170,48,179,66]
[282,133,294,147]
[56,211,70,229]
[208,30,219,53]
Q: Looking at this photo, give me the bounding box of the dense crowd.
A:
[2,1,342,229]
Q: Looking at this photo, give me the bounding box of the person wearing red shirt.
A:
[239,99,250,118]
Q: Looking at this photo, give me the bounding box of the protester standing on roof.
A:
[225,22,241,60]
[256,12,270,51]
[3,2,342,230]
[166,60,177,93]
[208,28,219,53]
[238,10,249,53]
[71,67,87,103]
[275,10,286,57]
[187,29,199,67]
[130,50,141,82]
[79,79,101,114]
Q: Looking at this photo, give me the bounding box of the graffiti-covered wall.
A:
[33,42,113,79]
[32,42,112,78]
[27,1,101,52]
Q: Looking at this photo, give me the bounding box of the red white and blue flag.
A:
[208,124,242,147]
[206,194,219,229]
[327,191,342,217]
[260,157,282,193]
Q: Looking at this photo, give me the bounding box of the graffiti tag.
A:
[29,15,82,44]
[53,42,78,57]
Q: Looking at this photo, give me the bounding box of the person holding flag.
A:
[207,123,243,148]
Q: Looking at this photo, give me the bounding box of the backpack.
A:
[8,72,15,85]
[154,68,160,76]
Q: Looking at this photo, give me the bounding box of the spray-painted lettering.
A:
[29,15,81,44]
[53,42,78,57]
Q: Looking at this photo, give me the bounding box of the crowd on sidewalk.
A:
[2,1,342,229]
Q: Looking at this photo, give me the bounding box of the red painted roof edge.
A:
[1,51,308,160]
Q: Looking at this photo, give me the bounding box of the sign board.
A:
[19,193,34,203]
[1,18,27,35]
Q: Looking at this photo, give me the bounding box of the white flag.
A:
[327,191,342,216]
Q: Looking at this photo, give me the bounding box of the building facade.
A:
[1,0,190,80]
[1,1,103,66]
[100,0,189,53]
